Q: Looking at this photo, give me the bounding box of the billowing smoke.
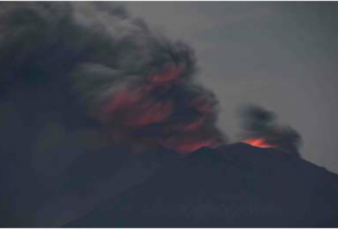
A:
[240,105,302,157]
[0,2,224,154]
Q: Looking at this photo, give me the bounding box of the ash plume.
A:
[0,2,224,154]
[240,105,302,157]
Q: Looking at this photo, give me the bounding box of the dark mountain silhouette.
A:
[66,143,338,227]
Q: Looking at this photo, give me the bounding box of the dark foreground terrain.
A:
[67,143,338,227]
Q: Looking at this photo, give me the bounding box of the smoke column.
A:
[240,105,302,156]
[0,2,225,154]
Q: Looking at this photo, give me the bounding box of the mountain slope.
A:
[68,143,338,227]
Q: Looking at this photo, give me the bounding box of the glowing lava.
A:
[242,137,275,148]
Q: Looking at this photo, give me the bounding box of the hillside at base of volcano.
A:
[68,143,338,227]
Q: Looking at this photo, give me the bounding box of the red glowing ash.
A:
[98,64,222,154]
[148,65,184,85]
[242,137,276,149]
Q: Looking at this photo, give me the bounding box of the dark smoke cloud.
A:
[240,105,302,157]
[0,2,225,154]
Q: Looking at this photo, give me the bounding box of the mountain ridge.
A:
[67,143,338,227]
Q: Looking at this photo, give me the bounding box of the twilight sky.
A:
[125,2,338,173]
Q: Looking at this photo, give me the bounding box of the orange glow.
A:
[242,137,275,148]
[161,136,217,154]
[98,64,221,154]
[148,65,184,85]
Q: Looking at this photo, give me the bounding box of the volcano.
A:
[0,3,337,228]
[67,143,338,227]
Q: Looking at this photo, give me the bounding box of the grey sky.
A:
[124,2,338,173]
